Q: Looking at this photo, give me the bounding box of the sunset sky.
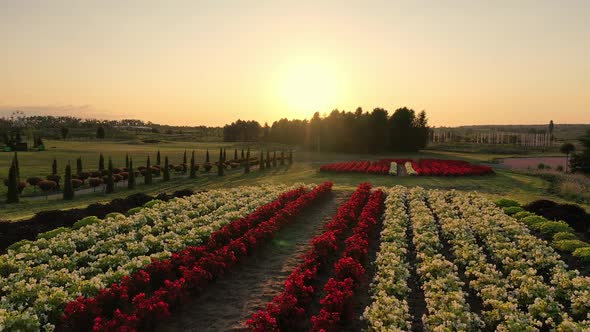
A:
[1,0,589,127]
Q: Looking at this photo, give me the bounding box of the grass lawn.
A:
[1,139,587,219]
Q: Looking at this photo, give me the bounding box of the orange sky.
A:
[1,0,589,126]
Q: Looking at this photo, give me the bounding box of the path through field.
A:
[157,190,351,332]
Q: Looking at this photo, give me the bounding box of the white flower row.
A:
[405,162,417,176]
[407,188,483,331]
[363,186,411,331]
[447,191,590,330]
[388,162,398,176]
[0,184,304,331]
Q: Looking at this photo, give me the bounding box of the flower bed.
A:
[60,182,333,331]
[246,183,372,331]
[0,184,308,331]
[319,159,493,176]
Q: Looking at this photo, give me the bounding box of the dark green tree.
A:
[105,158,115,193]
[260,150,265,170]
[245,148,250,174]
[560,143,575,172]
[128,158,135,189]
[163,156,170,181]
[223,149,227,162]
[76,157,83,175]
[63,163,74,200]
[217,148,224,176]
[288,150,293,164]
[280,151,285,166]
[156,150,161,165]
[266,150,271,168]
[99,153,105,171]
[241,149,245,160]
[61,127,69,140]
[183,150,187,173]
[272,151,277,167]
[145,156,153,184]
[6,162,19,203]
[96,126,105,139]
[125,154,130,169]
[13,152,20,179]
[190,150,197,178]
[206,149,210,163]
[234,149,238,161]
[52,158,58,175]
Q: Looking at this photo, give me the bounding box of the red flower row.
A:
[311,189,385,332]
[246,183,373,332]
[320,159,493,176]
[61,183,332,331]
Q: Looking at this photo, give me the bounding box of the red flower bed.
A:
[320,159,493,176]
[61,183,333,332]
[311,189,384,331]
[246,183,373,332]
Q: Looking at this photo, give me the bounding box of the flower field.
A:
[3,183,590,332]
[319,159,494,176]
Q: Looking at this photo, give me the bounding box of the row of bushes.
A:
[497,198,590,262]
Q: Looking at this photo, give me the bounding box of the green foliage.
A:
[99,153,105,171]
[63,163,74,200]
[552,239,590,253]
[521,215,548,227]
[105,212,124,219]
[245,148,250,174]
[96,126,106,139]
[105,158,115,193]
[157,150,161,165]
[503,206,524,215]
[6,162,19,203]
[128,158,135,189]
[217,148,224,176]
[76,157,83,174]
[259,150,265,170]
[144,156,152,185]
[127,207,142,216]
[163,156,170,181]
[495,198,520,208]
[536,221,574,236]
[143,199,163,208]
[52,158,58,175]
[572,247,590,262]
[73,216,101,229]
[513,211,534,220]
[553,232,579,241]
[190,150,196,179]
[37,226,71,240]
[7,239,33,252]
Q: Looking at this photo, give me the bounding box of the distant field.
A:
[1,139,587,219]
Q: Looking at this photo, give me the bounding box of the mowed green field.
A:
[0,139,584,220]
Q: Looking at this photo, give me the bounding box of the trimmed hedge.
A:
[553,239,590,253]
[572,247,590,262]
[553,232,579,241]
[524,199,590,233]
[504,206,524,216]
[495,198,520,208]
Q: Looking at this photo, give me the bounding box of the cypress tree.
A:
[125,154,130,169]
[183,150,187,173]
[145,156,153,185]
[76,157,83,174]
[163,156,170,181]
[13,152,19,179]
[223,149,227,162]
[245,148,250,174]
[63,163,74,200]
[273,151,277,167]
[157,150,161,165]
[266,151,271,168]
[241,149,245,160]
[128,158,135,189]
[217,148,224,176]
[105,158,114,193]
[280,151,285,166]
[206,149,210,163]
[288,150,293,164]
[259,150,265,170]
[234,149,238,161]
[190,151,196,179]
[6,162,19,203]
[99,153,105,171]
[52,158,58,175]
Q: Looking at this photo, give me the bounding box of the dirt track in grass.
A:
[156,190,350,332]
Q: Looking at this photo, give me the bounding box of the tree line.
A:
[223,107,430,153]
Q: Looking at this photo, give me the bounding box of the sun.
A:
[277,59,342,117]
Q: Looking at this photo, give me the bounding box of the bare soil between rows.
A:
[156,191,351,332]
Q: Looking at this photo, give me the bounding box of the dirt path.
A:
[156,191,350,332]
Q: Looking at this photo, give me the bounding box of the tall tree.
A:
[217,148,224,176]
[156,150,161,166]
[266,150,271,168]
[63,163,74,200]
[560,143,575,172]
[234,149,238,161]
[96,126,105,139]
[76,157,83,175]
[6,162,19,203]
[13,152,20,179]
[105,158,114,193]
[549,120,555,140]
[190,150,197,178]
[183,150,187,173]
[99,153,105,171]
[52,158,58,175]
[259,150,265,170]
[145,156,153,184]
[60,127,69,140]
[206,149,210,163]
[128,158,135,189]
[245,148,250,174]
[272,151,277,167]
[125,154,130,169]
[163,156,170,181]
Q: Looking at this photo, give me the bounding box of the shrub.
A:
[572,247,590,262]
[38,180,57,197]
[7,239,33,252]
[46,174,61,188]
[88,178,103,191]
[525,199,590,233]
[522,215,548,227]
[552,239,590,253]
[71,179,84,189]
[26,177,43,191]
[513,211,534,220]
[553,232,579,241]
[495,198,520,208]
[127,207,142,216]
[37,227,71,240]
[504,206,524,215]
[105,212,124,219]
[524,199,558,213]
[143,199,163,208]
[63,164,74,200]
[73,216,101,230]
[536,221,574,236]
